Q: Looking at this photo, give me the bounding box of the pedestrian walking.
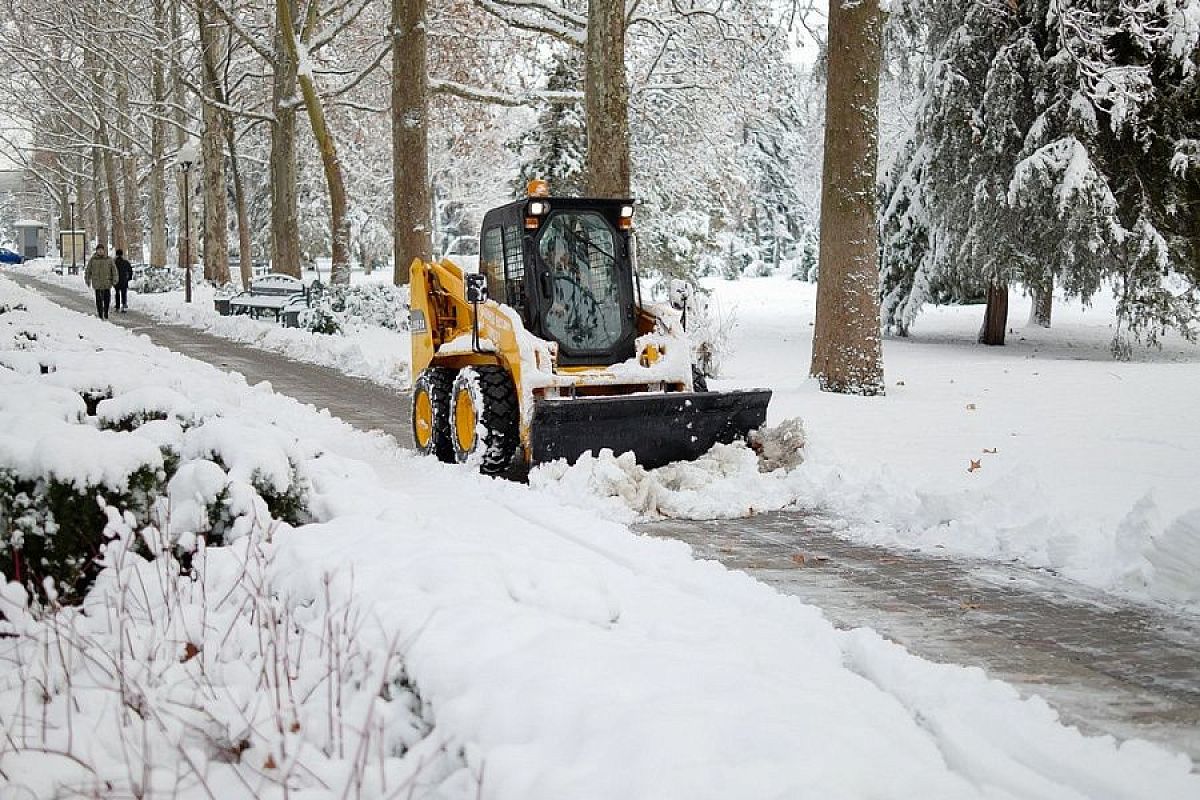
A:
[114,249,133,312]
[84,244,119,319]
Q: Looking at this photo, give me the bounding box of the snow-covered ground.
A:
[540,277,1200,611]
[12,260,1200,611]
[15,260,412,389]
[3,274,1198,798]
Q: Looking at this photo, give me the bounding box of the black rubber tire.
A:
[450,365,520,476]
[412,366,456,462]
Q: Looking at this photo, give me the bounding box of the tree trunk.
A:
[198,1,231,285]
[91,147,108,250]
[583,0,630,197]
[392,0,432,285]
[1029,278,1053,328]
[279,0,350,284]
[228,135,253,290]
[271,2,301,278]
[116,75,143,261]
[99,123,126,253]
[171,0,193,274]
[809,0,885,396]
[979,283,1009,345]
[148,0,168,267]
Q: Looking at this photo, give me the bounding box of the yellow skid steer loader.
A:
[409,183,771,475]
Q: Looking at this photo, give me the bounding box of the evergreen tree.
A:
[512,51,587,196]
[881,0,1200,353]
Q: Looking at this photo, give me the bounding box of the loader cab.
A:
[478,195,639,366]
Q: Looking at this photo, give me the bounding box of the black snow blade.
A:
[529,389,772,469]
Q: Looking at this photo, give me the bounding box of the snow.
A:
[535,277,1200,612]
[16,262,413,389]
[4,275,1200,797]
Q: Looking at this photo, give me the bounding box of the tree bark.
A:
[171,0,193,274]
[1029,278,1053,327]
[198,1,231,285]
[809,0,886,396]
[979,283,1009,345]
[279,0,350,285]
[91,146,108,250]
[226,129,253,290]
[99,122,126,254]
[583,0,630,197]
[115,74,143,261]
[392,0,432,285]
[148,0,168,267]
[271,1,302,278]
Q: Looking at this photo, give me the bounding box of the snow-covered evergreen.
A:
[881,0,1200,352]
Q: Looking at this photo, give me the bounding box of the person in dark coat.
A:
[84,244,119,319]
[114,249,133,312]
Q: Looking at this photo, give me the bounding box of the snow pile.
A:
[530,440,801,523]
[4,275,1199,797]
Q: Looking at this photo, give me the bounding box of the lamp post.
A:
[175,140,199,303]
[182,162,193,303]
[67,190,77,275]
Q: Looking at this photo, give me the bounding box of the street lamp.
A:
[67,190,78,275]
[174,139,199,303]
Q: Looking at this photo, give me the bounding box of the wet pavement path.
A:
[12,273,1200,762]
[639,513,1200,760]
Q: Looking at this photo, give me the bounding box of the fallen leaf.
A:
[968,459,982,473]
[965,403,977,411]
[290,720,301,733]
[264,754,277,770]
[982,448,998,454]
[960,601,981,610]
[791,554,806,566]
[895,380,906,387]
[181,642,200,663]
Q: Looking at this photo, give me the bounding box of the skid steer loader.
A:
[409,182,771,475]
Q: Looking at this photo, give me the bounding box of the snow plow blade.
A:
[529,390,772,469]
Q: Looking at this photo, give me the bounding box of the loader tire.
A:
[412,366,456,462]
[450,365,520,476]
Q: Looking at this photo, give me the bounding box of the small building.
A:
[13,219,46,259]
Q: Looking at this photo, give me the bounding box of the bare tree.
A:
[197,0,231,284]
[148,0,170,267]
[810,0,885,395]
[277,0,352,284]
[392,0,432,284]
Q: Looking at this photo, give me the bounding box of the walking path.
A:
[639,514,1200,760]
[13,273,1200,762]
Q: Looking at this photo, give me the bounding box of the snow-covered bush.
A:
[0,451,165,605]
[301,283,409,336]
[0,510,443,798]
[1,347,315,604]
[135,266,185,294]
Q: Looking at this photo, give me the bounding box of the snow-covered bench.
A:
[219,274,311,324]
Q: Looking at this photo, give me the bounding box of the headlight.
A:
[620,205,634,218]
[530,201,548,215]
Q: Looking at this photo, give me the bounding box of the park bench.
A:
[216,274,318,327]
